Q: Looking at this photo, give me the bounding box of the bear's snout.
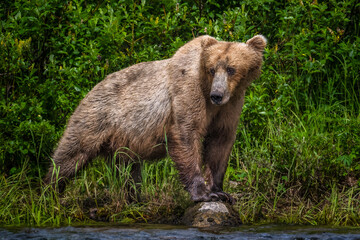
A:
[210,91,224,105]
[210,72,230,105]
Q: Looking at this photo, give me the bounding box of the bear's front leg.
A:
[167,128,219,202]
[203,123,238,205]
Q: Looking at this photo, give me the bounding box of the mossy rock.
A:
[182,202,241,227]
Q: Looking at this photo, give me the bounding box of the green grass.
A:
[0,156,190,226]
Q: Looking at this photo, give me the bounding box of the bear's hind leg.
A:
[44,133,99,192]
[128,161,142,203]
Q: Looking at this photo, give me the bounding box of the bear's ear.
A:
[246,35,267,52]
[200,35,218,49]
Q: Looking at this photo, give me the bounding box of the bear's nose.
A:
[210,92,223,105]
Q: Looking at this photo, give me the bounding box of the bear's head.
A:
[201,35,267,106]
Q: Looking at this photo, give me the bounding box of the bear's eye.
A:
[209,68,215,76]
[226,67,235,76]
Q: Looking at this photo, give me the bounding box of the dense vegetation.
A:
[1,0,359,226]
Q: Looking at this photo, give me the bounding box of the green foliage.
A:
[0,0,360,225]
[0,156,188,225]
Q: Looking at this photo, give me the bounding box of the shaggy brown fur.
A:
[44,35,267,203]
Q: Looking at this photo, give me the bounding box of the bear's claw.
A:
[213,191,235,205]
[192,191,235,205]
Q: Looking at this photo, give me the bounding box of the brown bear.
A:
[44,34,267,204]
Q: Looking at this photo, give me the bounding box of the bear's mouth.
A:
[210,72,230,105]
[210,91,230,105]
[210,91,223,105]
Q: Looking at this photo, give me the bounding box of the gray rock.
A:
[182,201,241,227]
